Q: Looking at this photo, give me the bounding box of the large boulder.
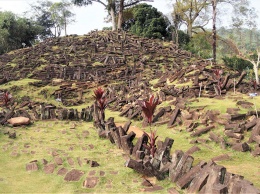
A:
[7,117,30,126]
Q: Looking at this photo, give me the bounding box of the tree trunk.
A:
[212,0,217,65]
[64,17,67,36]
[253,64,259,84]
[109,1,117,31]
[117,0,124,30]
[187,1,193,38]
[187,22,192,38]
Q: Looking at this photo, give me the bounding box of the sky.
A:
[0,0,260,36]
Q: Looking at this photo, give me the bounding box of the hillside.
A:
[0,30,260,193]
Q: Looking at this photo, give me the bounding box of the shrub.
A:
[222,56,252,72]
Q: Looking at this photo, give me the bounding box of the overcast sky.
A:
[0,0,260,35]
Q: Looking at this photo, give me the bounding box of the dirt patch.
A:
[116,123,143,138]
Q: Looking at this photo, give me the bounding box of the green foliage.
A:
[177,30,190,47]
[0,11,42,54]
[184,32,212,59]
[127,4,170,39]
[29,0,75,38]
[222,55,252,72]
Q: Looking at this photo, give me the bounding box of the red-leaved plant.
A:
[252,80,257,91]
[143,129,158,158]
[138,95,159,158]
[138,95,159,125]
[213,69,223,95]
[3,91,12,107]
[93,87,107,121]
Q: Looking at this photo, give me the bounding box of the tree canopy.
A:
[0,11,42,54]
[124,3,170,39]
[29,0,75,38]
[71,0,153,30]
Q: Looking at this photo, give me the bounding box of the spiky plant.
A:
[143,129,158,158]
[213,69,223,95]
[138,95,159,158]
[138,95,159,126]
[2,91,12,107]
[93,87,107,121]
[252,80,257,92]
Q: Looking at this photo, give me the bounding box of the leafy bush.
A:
[183,32,212,59]
[222,56,252,72]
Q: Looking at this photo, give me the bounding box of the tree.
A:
[225,38,259,84]
[71,0,153,31]
[212,0,216,64]
[172,0,211,38]
[29,0,75,38]
[28,1,55,39]
[0,11,42,54]
[211,0,255,63]
[127,4,170,39]
[50,1,75,36]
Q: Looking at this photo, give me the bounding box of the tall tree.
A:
[50,1,75,36]
[0,11,42,54]
[125,4,170,39]
[71,0,153,31]
[172,0,211,38]
[212,0,216,64]
[212,0,254,63]
[28,1,55,39]
[29,0,75,38]
[225,38,259,84]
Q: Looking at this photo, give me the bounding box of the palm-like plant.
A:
[213,69,223,95]
[138,95,159,125]
[138,95,159,158]
[93,87,107,121]
[2,91,12,107]
[143,129,158,158]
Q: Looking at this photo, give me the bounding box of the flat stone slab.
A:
[167,187,180,194]
[26,162,38,171]
[67,157,74,166]
[142,185,164,192]
[55,157,63,165]
[99,171,105,176]
[83,177,99,188]
[64,169,84,182]
[57,167,68,176]
[89,170,96,176]
[44,163,56,174]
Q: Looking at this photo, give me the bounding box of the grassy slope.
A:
[1,78,260,193]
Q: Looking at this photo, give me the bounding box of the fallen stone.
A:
[64,169,84,182]
[57,167,68,176]
[54,157,63,165]
[99,171,105,176]
[41,159,48,165]
[142,179,153,187]
[7,117,30,126]
[167,187,180,194]
[231,142,250,152]
[89,170,96,176]
[44,163,55,174]
[142,185,164,192]
[67,157,74,166]
[90,160,100,167]
[83,177,99,188]
[26,162,38,171]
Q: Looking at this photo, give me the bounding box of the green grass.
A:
[1,82,260,192]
